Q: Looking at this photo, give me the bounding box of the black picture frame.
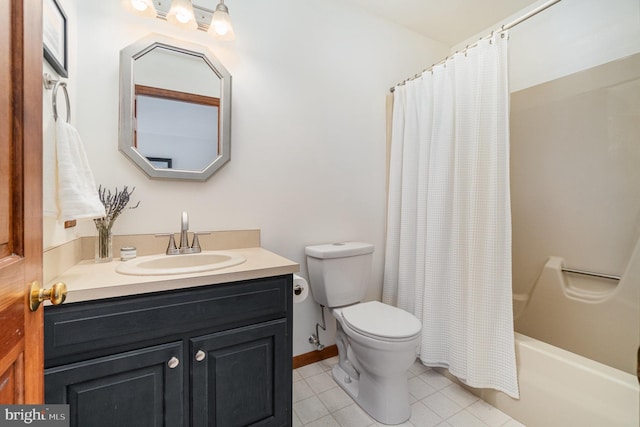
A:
[146,157,173,169]
[43,0,68,77]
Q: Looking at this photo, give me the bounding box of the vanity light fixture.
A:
[167,0,198,29]
[125,0,236,41]
[210,0,235,41]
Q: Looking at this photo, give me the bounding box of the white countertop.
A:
[47,247,299,304]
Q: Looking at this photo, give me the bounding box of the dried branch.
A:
[94,185,140,231]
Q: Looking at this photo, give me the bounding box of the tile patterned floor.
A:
[293,357,526,427]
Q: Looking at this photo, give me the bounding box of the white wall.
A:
[43,0,448,355]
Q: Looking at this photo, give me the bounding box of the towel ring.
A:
[43,73,71,123]
[52,81,70,123]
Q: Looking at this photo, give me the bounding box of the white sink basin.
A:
[116,251,246,276]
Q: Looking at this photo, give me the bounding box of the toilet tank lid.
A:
[305,242,374,259]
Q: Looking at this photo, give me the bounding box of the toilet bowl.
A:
[305,242,422,425]
[331,301,421,425]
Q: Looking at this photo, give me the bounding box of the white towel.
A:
[53,120,105,221]
[43,119,58,217]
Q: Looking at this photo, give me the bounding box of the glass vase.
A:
[95,225,113,263]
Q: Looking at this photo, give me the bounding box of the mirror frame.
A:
[119,34,231,181]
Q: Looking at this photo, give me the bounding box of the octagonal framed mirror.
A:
[119,34,231,181]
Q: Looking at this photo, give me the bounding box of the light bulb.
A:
[212,15,231,35]
[131,0,149,11]
[125,0,156,17]
[174,7,191,23]
[209,1,235,40]
[167,0,197,29]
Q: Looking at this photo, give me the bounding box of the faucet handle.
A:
[156,233,179,255]
[190,232,210,253]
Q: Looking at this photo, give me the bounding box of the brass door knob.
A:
[29,281,67,311]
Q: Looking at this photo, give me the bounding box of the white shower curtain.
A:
[383,32,519,399]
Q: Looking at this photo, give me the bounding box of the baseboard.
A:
[292,345,338,369]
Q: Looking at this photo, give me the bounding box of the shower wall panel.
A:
[509,53,640,373]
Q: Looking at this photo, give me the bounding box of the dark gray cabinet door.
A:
[45,342,184,427]
[191,319,290,427]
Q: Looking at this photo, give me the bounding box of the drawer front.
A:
[45,275,290,365]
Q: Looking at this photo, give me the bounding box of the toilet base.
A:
[332,364,411,425]
[332,364,360,400]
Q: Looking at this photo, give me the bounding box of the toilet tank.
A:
[305,242,374,308]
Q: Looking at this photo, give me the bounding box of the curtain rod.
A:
[389,0,563,92]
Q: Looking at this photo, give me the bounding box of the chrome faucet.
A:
[179,211,190,252]
[157,211,207,255]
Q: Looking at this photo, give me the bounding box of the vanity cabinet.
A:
[44,275,293,427]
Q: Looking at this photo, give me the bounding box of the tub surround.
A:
[509,53,640,376]
[44,229,299,303]
[515,253,639,375]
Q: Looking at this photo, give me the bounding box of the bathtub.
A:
[473,333,639,427]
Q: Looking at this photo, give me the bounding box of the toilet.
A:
[305,242,422,425]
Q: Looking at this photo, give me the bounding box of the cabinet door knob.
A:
[167,357,180,369]
[195,350,206,362]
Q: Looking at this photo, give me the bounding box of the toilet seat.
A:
[340,301,421,341]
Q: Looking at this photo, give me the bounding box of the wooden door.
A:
[0,0,44,403]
